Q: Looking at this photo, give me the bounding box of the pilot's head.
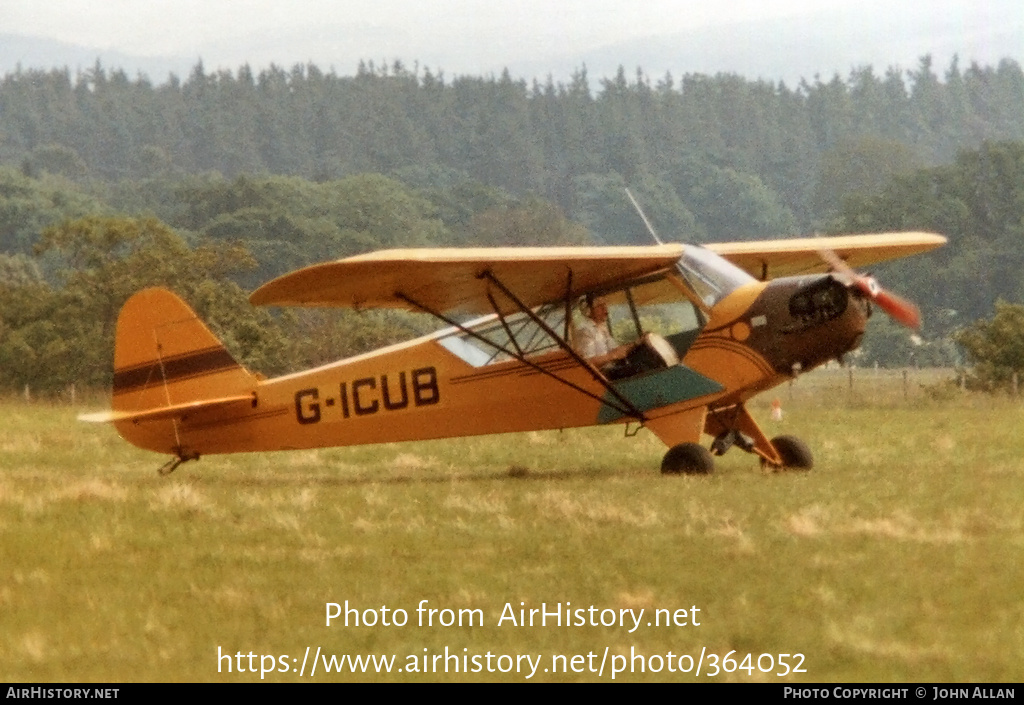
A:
[584,294,609,323]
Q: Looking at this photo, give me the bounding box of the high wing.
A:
[704,231,946,280]
[248,232,944,313]
[249,244,685,314]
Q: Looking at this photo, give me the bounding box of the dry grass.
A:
[2,370,1023,682]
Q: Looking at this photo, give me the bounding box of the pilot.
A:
[573,295,634,377]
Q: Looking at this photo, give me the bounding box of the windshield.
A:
[676,246,756,306]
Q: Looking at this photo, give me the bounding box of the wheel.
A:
[761,435,814,471]
[661,442,715,475]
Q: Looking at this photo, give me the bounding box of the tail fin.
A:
[112,288,256,413]
[85,288,258,457]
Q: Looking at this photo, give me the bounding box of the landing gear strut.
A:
[653,405,813,475]
[710,429,755,456]
[660,435,814,474]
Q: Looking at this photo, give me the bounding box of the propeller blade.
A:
[874,289,921,329]
[817,248,854,278]
[818,248,921,329]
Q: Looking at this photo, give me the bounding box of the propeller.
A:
[818,249,921,329]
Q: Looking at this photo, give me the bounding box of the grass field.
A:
[2,368,1022,682]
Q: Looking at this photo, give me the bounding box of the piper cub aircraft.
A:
[82,231,944,475]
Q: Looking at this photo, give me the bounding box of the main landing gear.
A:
[759,435,813,471]
[660,442,715,475]
[660,434,814,475]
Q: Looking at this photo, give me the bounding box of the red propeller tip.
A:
[874,290,921,329]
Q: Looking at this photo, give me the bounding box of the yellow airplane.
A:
[81,231,945,475]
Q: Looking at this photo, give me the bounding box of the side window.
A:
[438,275,705,368]
[606,277,704,341]
[438,304,568,367]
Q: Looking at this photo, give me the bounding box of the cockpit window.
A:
[438,303,567,366]
[676,246,756,307]
[603,275,704,344]
[438,273,707,368]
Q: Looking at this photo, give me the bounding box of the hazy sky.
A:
[1,1,872,52]
[1,0,1019,80]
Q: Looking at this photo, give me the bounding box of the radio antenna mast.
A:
[625,188,664,245]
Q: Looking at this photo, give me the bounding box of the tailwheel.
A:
[761,435,814,471]
[661,442,715,475]
[158,448,200,476]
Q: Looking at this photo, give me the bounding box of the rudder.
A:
[112,287,256,415]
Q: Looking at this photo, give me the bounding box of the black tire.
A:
[762,435,814,471]
[661,442,715,475]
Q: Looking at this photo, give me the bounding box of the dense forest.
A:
[3,55,1024,237]
[2,56,1024,391]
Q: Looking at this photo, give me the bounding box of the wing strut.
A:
[486,291,526,358]
[395,293,640,420]
[395,274,648,423]
[562,270,573,341]
[478,270,649,423]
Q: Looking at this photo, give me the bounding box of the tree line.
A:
[3,55,1024,240]
[2,57,1024,392]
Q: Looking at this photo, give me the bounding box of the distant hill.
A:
[509,6,1024,85]
[3,3,1022,86]
[0,33,195,81]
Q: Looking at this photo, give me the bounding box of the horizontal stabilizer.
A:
[79,394,254,425]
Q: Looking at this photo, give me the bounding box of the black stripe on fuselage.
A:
[113,347,239,394]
